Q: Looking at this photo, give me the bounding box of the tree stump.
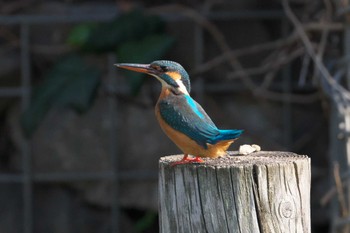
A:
[159,151,311,233]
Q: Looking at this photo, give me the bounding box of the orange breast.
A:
[155,89,233,158]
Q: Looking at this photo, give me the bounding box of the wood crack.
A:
[252,165,263,233]
[293,161,305,232]
[229,167,242,233]
[196,168,209,233]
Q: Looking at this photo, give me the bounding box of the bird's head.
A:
[115,60,191,95]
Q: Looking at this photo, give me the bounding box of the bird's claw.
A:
[170,155,203,166]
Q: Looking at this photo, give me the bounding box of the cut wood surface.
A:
[158,151,311,233]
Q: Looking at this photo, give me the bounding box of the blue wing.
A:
[158,94,240,149]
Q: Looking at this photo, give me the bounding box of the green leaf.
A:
[68,10,165,53]
[134,211,157,232]
[117,34,175,94]
[21,55,101,137]
[66,23,97,48]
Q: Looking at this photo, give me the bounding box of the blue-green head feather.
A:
[150,60,191,93]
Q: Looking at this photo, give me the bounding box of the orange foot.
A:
[171,154,203,166]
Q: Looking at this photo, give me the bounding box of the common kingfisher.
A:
[115,60,243,166]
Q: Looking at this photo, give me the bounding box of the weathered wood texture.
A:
[159,151,311,233]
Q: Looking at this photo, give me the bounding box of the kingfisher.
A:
[115,60,243,166]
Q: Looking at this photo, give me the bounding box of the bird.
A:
[115,60,243,166]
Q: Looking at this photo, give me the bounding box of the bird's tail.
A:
[212,129,243,143]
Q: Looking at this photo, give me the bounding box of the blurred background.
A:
[0,0,348,232]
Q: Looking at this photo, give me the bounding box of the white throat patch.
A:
[151,73,189,95]
[175,79,189,95]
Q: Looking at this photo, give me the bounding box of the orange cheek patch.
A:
[166,72,181,80]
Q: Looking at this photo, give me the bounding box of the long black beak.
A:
[114,63,156,75]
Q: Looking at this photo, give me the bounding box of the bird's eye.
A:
[151,64,168,72]
[151,65,162,71]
